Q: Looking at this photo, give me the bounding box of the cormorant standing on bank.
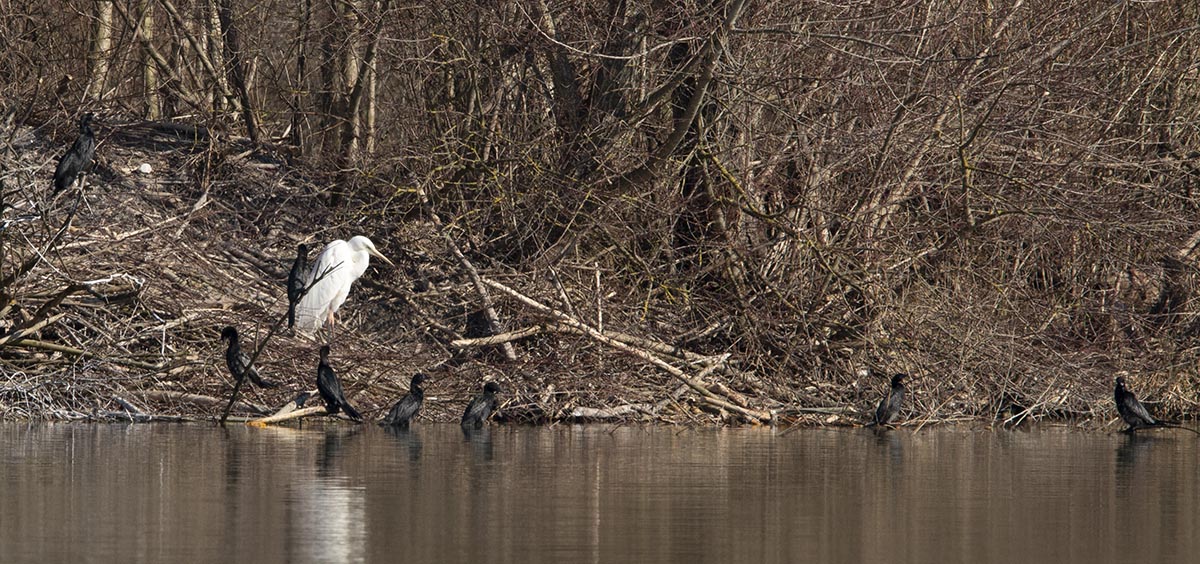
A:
[461,381,501,428]
[287,243,309,328]
[1114,376,1200,435]
[382,373,428,427]
[220,326,278,388]
[53,113,97,194]
[873,373,906,427]
[1115,376,1163,432]
[317,345,362,421]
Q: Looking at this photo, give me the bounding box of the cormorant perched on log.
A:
[382,373,428,427]
[316,345,362,421]
[461,381,501,428]
[220,326,278,388]
[872,373,906,427]
[287,243,309,329]
[53,113,97,194]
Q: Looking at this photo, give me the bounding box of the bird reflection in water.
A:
[317,427,363,478]
[383,426,423,463]
[1115,433,1154,491]
[461,425,494,462]
[871,426,904,467]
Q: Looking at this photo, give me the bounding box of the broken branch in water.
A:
[247,406,328,426]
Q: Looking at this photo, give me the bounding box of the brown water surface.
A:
[0,423,1196,563]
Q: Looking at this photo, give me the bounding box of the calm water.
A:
[1,423,1197,563]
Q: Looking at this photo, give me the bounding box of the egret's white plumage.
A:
[294,236,394,333]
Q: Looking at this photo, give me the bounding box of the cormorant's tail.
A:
[1159,423,1200,436]
[1133,422,1200,436]
[342,402,362,421]
[287,303,296,328]
[246,368,279,389]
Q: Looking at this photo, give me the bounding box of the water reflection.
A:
[461,425,493,461]
[1,424,1199,563]
[383,426,423,462]
[287,476,366,564]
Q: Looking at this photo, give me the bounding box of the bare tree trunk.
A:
[86,0,114,100]
[365,52,376,155]
[157,0,233,112]
[139,0,159,119]
[607,0,747,192]
[290,0,312,149]
[204,0,228,111]
[332,0,389,205]
[216,0,258,142]
[531,0,583,170]
[338,0,361,158]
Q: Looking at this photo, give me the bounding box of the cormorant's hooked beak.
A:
[368,248,395,267]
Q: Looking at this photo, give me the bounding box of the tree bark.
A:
[216,0,259,142]
[139,0,159,119]
[86,0,114,100]
[291,0,312,149]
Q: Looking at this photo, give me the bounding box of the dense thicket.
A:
[1,1,1198,424]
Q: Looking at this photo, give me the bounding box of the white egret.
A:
[294,235,395,334]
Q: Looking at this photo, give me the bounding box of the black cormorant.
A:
[53,113,97,194]
[1113,376,1200,435]
[873,373,906,427]
[287,243,309,328]
[317,345,362,421]
[220,326,278,388]
[1115,376,1162,432]
[461,381,501,428]
[382,373,428,427]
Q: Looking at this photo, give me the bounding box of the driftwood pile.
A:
[0,116,809,427]
[0,114,1196,428]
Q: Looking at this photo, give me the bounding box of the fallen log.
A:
[247,405,327,426]
[141,389,269,415]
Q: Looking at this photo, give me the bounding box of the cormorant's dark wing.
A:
[461,395,487,427]
[462,393,498,428]
[888,387,905,423]
[317,364,343,415]
[287,253,307,328]
[1121,393,1157,426]
[235,351,277,388]
[383,394,421,426]
[874,393,889,425]
[53,133,96,193]
[318,364,361,421]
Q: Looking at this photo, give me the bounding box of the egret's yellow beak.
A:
[369,248,396,267]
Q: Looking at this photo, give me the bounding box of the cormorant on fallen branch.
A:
[53,113,96,195]
[287,243,309,329]
[317,345,362,421]
[872,373,906,427]
[220,326,278,388]
[461,381,501,429]
[382,373,427,428]
[1114,376,1200,435]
